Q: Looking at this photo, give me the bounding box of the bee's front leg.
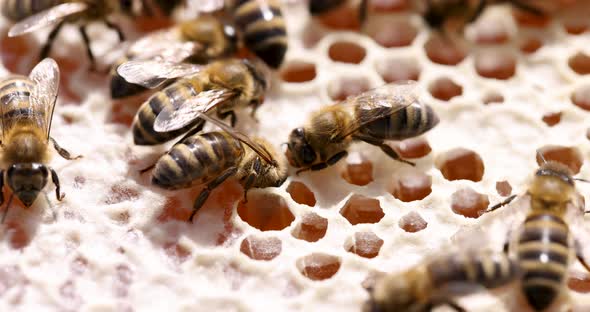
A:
[50,137,82,160]
[50,168,64,201]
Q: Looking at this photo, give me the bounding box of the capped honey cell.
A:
[340,195,384,225]
[237,193,295,231]
[240,236,282,261]
[437,148,485,182]
[345,231,384,258]
[451,188,489,218]
[291,212,328,242]
[297,253,341,281]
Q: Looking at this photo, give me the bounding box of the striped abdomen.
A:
[309,0,345,15]
[1,0,62,21]
[427,250,520,292]
[132,78,204,145]
[152,132,244,189]
[0,77,43,127]
[110,56,149,99]
[233,0,287,68]
[355,101,439,141]
[517,213,571,311]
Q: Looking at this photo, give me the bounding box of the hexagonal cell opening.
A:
[291,212,328,242]
[376,57,420,84]
[286,181,316,207]
[367,19,417,48]
[237,193,295,231]
[437,148,485,182]
[398,211,428,233]
[496,181,512,197]
[340,194,384,225]
[328,41,366,64]
[429,77,463,101]
[240,235,282,261]
[344,231,384,258]
[424,35,467,66]
[475,51,517,80]
[472,17,510,44]
[341,157,374,186]
[542,112,562,127]
[328,76,371,101]
[483,92,504,105]
[569,52,590,75]
[451,188,489,219]
[536,145,583,174]
[393,137,432,159]
[569,275,590,293]
[571,84,590,111]
[280,61,317,83]
[296,253,341,281]
[315,4,364,30]
[520,37,543,54]
[389,170,432,202]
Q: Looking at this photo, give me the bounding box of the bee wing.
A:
[29,58,60,139]
[127,30,204,63]
[198,113,277,165]
[190,0,225,12]
[117,60,203,89]
[333,81,420,141]
[8,2,89,37]
[154,89,236,132]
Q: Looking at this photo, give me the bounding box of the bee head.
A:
[530,161,576,204]
[363,273,418,312]
[286,128,317,168]
[6,163,49,207]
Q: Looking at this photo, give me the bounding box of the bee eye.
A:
[121,0,133,10]
[301,145,316,165]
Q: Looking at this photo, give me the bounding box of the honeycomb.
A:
[0,1,590,311]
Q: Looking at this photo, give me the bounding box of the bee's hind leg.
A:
[188,167,238,223]
[40,21,65,61]
[241,157,263,203]
[104,20,125,42]
[79,25,97,70]
[355,135,414,166]
[50,137,82,160]
[575,240,590,273]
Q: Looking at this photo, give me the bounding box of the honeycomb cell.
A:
[564,21,588,35]
[475,51,517,80]
[437,148,485,182]
[367,19,417,48]
[568,52,590,75]
[240,235,282,261]
[542,112,562,127]
[340,194,384,225]
[164,242,191,265]
[473,18,510,44]
[6,222,29,249]
[287,182,317,207]
[398,211,428,233]
[297,253,341,281]
[328,77,371,101]
[316,3,363,30]
[341,158,374,186]
[370,0,409,11]
[389,171,432,202]
[0,33,32,74]
[569,275,590,293]
[520,37,542,54]
[291,212,328,242]
[394,137,432,159]
[237,193,295,231]
[572,84,590,111]
[482,92,504,105]
[451,188,490,218]
[424,35,467,65]
[377,58,420,83]
[328,41,366,64]
[429,77,463,101]
[512,9,551,28]
[536,145,583,174]
[345,232,384,258]
[105,185,139,205]
[281,61,317,83]
[496,181,512,197]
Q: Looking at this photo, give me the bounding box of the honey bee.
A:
[6,0,144,69]
[308,0,367,25]
[419,0,544,34]
[364,249,521,311]
[110,15,237,99]
[194,0,288,69]
[0,58,81,220]
[148,113,287,222]
[482,158,590,311]
[286,81,439,174]
[117,57,270,145]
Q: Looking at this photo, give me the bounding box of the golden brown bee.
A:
[148,114,287,222]
[6,0,145,69]
[308,0,367,25]
[483,159,590,311]
[364,249,520,312]
[419,0,543,34]
[110,15,237,99]
[286,81,439,174]
[0,58,81,220]
[117,57,270,146]
[195,0,288,68]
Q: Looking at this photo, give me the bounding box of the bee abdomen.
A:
[0,78,45,124]
[1,0,61,21]
[233,0,287,68]
[110,57,148,99]
[357,102,439,141]
[427,250,519,290]
[518,213,571,311]
[132,80,202,145]
[152,132,244,189]
[309,0,346,15]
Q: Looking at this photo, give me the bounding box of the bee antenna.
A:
[536,151,548,164]
[574,178,590,183]
[1,193,14,224]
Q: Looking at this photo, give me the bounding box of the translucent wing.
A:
[333,81,420,140]
[127,29,203,63]
[117,60,202,88]
[189,0,225,12]
[154,89,236,132]
[8,2,89,37]
[198,113,276,165]
[29,58,60,139]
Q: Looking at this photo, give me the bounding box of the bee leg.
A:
[358,0,368,25]
[241,157,263,203]
[295,151,348,175]
[218,110,237,127]
[575,240,590,273]
[467,0,487,23]
[0,170,4,206]
[40,21,65,61]
[50,137,82,160]
[485,194,517,214]
[50,168,65,201]
[508,0,545,16]
[104,20,125,42]
[79,25,96,70]
[189,167,238,223]
[355,136,414,166]
[250,101,261,122]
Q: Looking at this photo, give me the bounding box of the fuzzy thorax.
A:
[1,128,49,167]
